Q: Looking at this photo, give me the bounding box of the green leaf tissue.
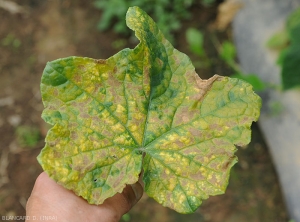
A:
[38,7,261,214]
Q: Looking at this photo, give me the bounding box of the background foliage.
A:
[268,7,300,90]
[94,0,215,43]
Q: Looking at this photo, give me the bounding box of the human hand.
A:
[26,172,143,222]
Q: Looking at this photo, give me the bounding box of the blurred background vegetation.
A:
[0,0,292,221]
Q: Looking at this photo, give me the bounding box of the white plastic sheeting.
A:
[233,0,300,220]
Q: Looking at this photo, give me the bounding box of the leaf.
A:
[286,7,300,44]
[38,6,261,213]
[276,47,289,66]
[271,7,300,91]
[201,0,216,7]
[186,28,205,57]
[281,44,300,90]
[266,30,289,50]
[220,41,236,63]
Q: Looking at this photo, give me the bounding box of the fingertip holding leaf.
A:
[38,6,261,214]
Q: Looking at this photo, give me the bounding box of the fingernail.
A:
[130,183,143,200]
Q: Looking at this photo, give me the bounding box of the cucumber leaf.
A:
[38,6,261,213]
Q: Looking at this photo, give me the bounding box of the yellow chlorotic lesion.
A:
[57,168,70,181]
[67,170,80,181]
[90,121,103,134]
[111,123,125,134]
[84,84,95,94]
[128,124,138,132]
[207,174,213,180]
[113,133,134,146]
[99,110,111,119]
[143,84,150,95]
[223,126,229,131]
[191,119,208,129]
[98,138,113,148]
[167,178,177,190]
[100,72,109,80]
[215,175,221,183]
[133,112,145,120]
[116,104,126,114]
[203,157,209,164]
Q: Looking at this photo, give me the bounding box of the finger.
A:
[26,172,82,220]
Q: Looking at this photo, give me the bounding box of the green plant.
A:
[16,125,40,147]
[94,0,215,43]
[219,41,267,92]
[185,28,210,68]
[266,30,289,50]
[1,33,21,48]
[268,7,300,90]
[186,28,205,56]
[95,0,192,42]
[121,213,131,222]
[201,0,216,6]
[185,25,270,92]
[111,39,127,50]
[38,7,261,214]
[185,30,267,92]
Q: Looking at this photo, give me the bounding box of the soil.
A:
[0,1,288,222]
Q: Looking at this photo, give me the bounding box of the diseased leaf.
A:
[38,6,261,214]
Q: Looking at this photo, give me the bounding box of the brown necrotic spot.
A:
[72,161,95,173]
[73,73,82,83]
[52,150,62,158]
[189,171,206,180]
[189,128,202,137]
[48,141,57,147]
[70,131,78,140]
[241,116,251,123]
[92,190,101,200]
[210,123,223,131]
[113,66,117,73]
[221,157,236,170]
[79,113,90,119]
[173,107,199,126]
[78,65,87,71]
[53,88,59,97]
[189,75,220,105]
[95,59,106,64]
[69,122,79,128]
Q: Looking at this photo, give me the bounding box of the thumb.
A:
[101,182,143,219]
